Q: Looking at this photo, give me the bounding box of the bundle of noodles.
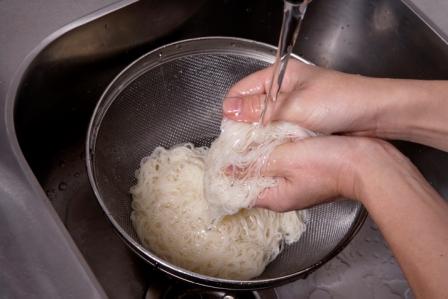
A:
[130,119,313,279]
[204,119,315,220]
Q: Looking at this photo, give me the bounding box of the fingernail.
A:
[223,97,242,116]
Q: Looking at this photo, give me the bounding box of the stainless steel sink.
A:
[12,0,448,298]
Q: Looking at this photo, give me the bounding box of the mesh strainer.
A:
[86,37,367,289]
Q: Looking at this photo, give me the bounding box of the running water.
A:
[219,1,312,197]
[260,0,311,124]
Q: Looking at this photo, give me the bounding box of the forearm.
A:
[355,143,448,298]
[374,79,448,151]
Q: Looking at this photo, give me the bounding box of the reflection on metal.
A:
[12,0,448,298]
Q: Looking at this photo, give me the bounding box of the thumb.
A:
[222,95,264,123]
[255,179,297,213]
[223,93,294,124]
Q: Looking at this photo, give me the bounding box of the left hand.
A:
[253,135,371,211]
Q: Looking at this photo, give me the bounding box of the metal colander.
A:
[86,37,366,289]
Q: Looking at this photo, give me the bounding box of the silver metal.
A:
[9,0,448,297]
[261,0,310,124]
[86,37,366,290]
[145,282,278,299]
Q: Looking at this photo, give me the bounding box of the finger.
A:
[224,165,254,180]
[260,142,298,177]
[255,179,294,212]
[223,92,290,123]
[255,185,281,210]
[227,62,301,98]
[346,130,377,137]
[227,67,274,98]
[222,95,263,122]
[223,142,296,181]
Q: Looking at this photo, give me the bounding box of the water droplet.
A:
[370,224,379,231]
[175,44,182,49]
[58,182,67,191]
[158,52,163,58]
[74,172,80,178]
[230,42,236,47]
[46,189,56,199]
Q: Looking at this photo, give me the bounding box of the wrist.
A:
[372,79,415,139]
[333,137,380,202]
[370,79,448,150]
[346,138,416,205]
[334,75,400,137]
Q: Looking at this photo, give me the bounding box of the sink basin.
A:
[11,0,448,298]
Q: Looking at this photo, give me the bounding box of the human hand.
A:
[224,59,448,151]
[252,135,360,211]
[256,125,448,299]
[253,135,418,212]
[224,60,386,134]
[224,62,448,298]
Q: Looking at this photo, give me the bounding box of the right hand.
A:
[223,59,448,151]
[224,59,387,135]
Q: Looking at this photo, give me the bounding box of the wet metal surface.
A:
[12,0,448,297]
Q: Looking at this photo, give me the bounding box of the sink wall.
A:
[12,0,448,298]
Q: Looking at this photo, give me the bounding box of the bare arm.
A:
[223,60,448,151]
[253,136,448,299]
[372,78,448,151]
[355,141,448,299]
[224,61,448,297]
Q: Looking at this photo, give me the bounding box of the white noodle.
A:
[131,120,313,279]
[131,146,305,279]
[204,119,315,220]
